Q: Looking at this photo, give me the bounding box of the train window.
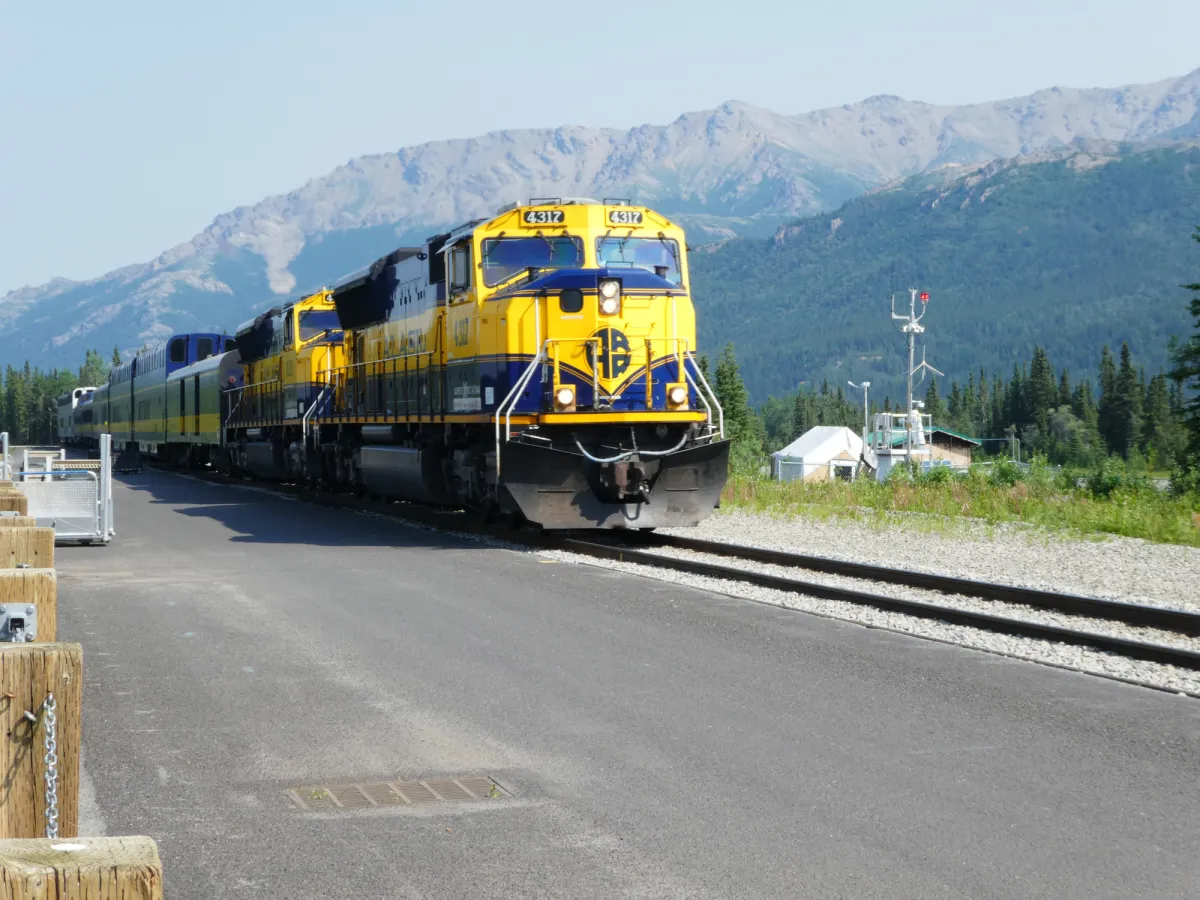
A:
[169,338,187,364]
[284,314,294,348]
[482,236,582,287]
[595,237,682,285]
[196,337,214,360]
[299,310,340,341]
[449,244,472,294]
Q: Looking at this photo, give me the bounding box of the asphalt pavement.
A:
[56,469,1200,899]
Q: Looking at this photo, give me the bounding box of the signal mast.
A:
[891,288,943,454]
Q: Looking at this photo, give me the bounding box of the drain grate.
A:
[288,776,509,811]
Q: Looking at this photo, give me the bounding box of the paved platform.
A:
[56,470,1200,898]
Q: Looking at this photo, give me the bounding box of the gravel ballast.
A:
[665,509,1200,613]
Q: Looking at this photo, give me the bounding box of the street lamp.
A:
[848,381,870,441]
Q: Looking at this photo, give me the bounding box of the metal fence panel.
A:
[0,432,114,543]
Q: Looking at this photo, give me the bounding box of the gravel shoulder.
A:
[665,508,1200,613]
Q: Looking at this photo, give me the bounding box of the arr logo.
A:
[591,327,631,380]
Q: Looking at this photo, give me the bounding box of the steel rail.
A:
[618,532,1200,637]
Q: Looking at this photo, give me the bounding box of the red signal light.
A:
[919,292,930,302]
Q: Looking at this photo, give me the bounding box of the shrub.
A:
[1085,457,1150,498]
[989,458,1023,486]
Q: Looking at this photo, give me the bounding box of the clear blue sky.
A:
[1,0,1197,295]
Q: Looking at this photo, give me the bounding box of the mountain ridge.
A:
[690,138,1200,401]
[2,68,1199,370]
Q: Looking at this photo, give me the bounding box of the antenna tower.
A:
[890,288,944,452]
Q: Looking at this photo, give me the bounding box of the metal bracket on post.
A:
[0,604,39,642]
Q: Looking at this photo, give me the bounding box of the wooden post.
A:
[0,571,56,642]
[0,495,28,517]
[0,529,54,570]
[0,836,162,899]
[0,644,81,839]
[0,518,36,529]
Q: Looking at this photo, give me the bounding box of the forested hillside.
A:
[690,141,1200,403]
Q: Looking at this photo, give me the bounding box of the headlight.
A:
[668,385,687,406]
[554,385,576,410]
[598,279,621,315]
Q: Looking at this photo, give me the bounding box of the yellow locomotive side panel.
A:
[349,262,446,420]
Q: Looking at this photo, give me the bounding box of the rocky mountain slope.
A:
[2,68,1199,370]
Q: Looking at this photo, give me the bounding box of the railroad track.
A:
[151,466,1200,673]
[551,531,1200,671]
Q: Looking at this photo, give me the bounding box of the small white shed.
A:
[772,426,864,483]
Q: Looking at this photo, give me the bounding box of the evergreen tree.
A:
[791,389,810,441]
[1058,369,1072,408]
[923,377,944,424]
[1004,364,1025,432]
[1142,372,1180,468]
[1170,227,1200,461]
[714,343,758,453]
[111,346,123,367]
[989,374,1005,439]
[1027,346,1057,427]
[947,380,964,428]
[1112,342,1143,457]
[1097,344,1117,449]
[78,349,108,387]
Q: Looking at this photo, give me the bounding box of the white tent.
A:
[772,426,864,483]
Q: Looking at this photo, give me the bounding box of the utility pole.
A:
[891,288,943,455]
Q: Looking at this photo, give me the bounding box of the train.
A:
[64,199,729,529]
[68,334,238,457]
[56,386,96,445]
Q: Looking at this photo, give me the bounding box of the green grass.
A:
[720,462,1200,547]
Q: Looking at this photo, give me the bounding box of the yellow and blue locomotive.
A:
[292,198,729,528]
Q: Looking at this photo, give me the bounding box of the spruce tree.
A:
[714,343,758,456]
[1027,346,1057,426]
[1170,227,1200,461]
[1005,364,1025,432]
[989,374,1005,439]
[111,346,123,367]
[923,377,944,424]
[947,381,964,429]
[1112,342,1142,458]
[78,349,108,387]
[1058,369,1071,409]
[1141,373,1178,468]
[1097,345,1117,450]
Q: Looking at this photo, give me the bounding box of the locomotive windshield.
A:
[299,310,341,341]
[481,236,582,286]
[595,237,682,285]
